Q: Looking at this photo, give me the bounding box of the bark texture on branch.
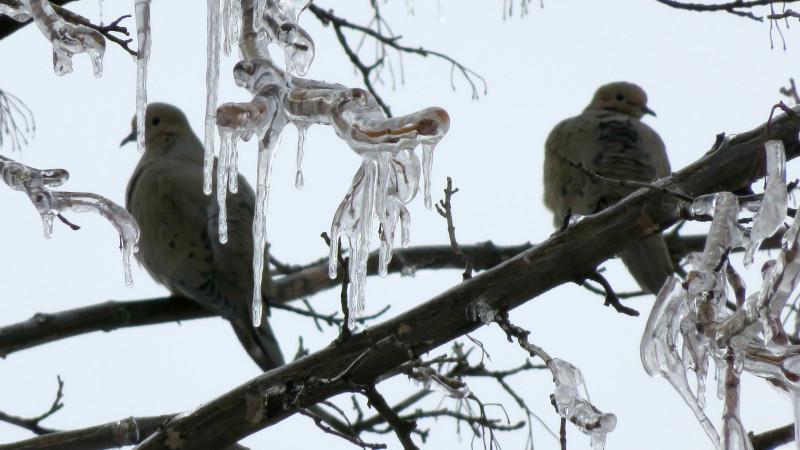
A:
[131,111,800,447]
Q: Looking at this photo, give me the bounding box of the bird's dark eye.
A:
[152,117,161,126]
[615,93,624,101]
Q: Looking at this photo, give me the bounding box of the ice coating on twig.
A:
[0,155,139,286]
[639,140,800,450]
[251,0,314,76]
[410,366,470,399]
[204,0,221,195]
[549,358,616,449]
[23,0,105,77]
[743,140,787,267]
[0,1,32,21]
[134,0,151,154]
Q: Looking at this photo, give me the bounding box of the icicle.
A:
[744,140,787,267]
[329,159,378,330]
[204,0,221,195]
[133,0,151,154]
[222,0,242,56]
[98,0,103,25]
[295,125,307,189]
[228,136,239,193]
[421,143,434,210]
[24,0,106,77]
[216,130,232,244]
[641,277,721,448]
[252,126,283,326]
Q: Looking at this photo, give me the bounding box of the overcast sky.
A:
[2,1,800,449]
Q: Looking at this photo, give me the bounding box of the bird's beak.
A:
[642,105,656,117]
[120,130,136,147]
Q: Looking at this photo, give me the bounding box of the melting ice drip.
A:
[206,0,450,329]
[641,140,800,450]
[0,155,140,286]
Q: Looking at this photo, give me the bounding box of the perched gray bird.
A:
[543,82,674,293]
[123,103,284,371]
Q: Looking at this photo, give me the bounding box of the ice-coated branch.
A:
[493,310,616,448]
[639,138,800,450]
[0,155,139,286]
[206,0,449,329]
[21,0,105,76]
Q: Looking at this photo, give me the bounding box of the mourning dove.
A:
[543,82,674,294]
[123,103,284,371]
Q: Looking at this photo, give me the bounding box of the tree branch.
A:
[121,106,800,448]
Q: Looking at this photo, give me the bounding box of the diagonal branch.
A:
[121,106,800,448]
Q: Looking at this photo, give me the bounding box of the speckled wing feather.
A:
[543,109,673,293]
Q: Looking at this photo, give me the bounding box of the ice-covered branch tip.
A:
[19,0,105,77]
[0,155,140,286]
[641,140,800,450]
[550,358,617,450]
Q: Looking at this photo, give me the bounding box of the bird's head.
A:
[585,82,655,119]
[120,103,195,155]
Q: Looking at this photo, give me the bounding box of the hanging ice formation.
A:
[641,140,800,450]
[207,0,450,328]
[0,156,140,286]
[1,2,144,284]
[16,0,105,77]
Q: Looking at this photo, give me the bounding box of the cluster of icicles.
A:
[202,0,450,329]
[0,0,450,329]
[641,140,800,450]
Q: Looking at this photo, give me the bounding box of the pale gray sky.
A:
[1,1,798,449]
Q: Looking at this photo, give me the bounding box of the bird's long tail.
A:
[619,234,674,294]
[230,318,286,371]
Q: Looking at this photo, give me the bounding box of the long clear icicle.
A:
[252,125,283,326]
[744,140,787,267]
[204,0,221,195]
[134,0,151,154]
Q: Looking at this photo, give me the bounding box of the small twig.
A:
[494,311,552,364]
[568,160,694,203]
[580,270,640,316]
[779,78,800,105]
[580,282,647,300]
[55,212,80,230]
[0,375,64,435]
[295,407,387,449]
[51,6,136,56]
[765,101,800,140]
[435,177,474,280]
